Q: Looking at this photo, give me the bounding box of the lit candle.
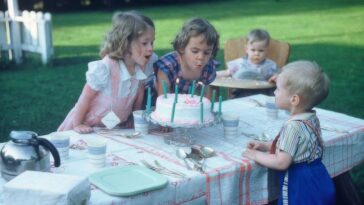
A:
[191,80,196,97]
[218,96,222,117]
[174,78,179,103]
[200,102,204,123]
[199,82,205,102]
[211,89,216,112]
[147,87,151,114]
[171,102,176,123]
[162,80,168,99]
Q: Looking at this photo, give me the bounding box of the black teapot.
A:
[0,131,61,181]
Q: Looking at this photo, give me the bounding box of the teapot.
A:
[0,131,61,181]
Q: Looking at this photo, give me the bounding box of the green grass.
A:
[1,0,364,200]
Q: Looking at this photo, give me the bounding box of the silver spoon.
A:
[176,149,194,170]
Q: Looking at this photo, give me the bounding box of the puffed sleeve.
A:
[86,60,110,91]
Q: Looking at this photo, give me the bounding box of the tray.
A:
[89,165,168,196]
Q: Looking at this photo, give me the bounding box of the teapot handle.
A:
[38,138,61,167]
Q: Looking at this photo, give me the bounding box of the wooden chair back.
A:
[224,37,290,68]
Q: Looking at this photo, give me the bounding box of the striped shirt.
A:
[276,112,323,163]
[153,51,219,94]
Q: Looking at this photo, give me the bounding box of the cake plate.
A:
[146,112,221,147]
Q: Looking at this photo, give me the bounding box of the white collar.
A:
[289,111,316,121]
[118,60,147,81]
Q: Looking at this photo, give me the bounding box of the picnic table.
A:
[0,94,363,204]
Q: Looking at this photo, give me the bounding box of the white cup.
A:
[87,139,107,168]
[222,114,240,139]
[133,110,149,135]
[50,133,70,161]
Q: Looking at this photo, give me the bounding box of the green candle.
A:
[147,87,151,114]
[218,96,222,116]
[200,102,204,123]
[199,84,205,102]
[174,78,179,103]
[211,89,216,111]
[191,80,196,97]
[171,102,176,123]
[162,80,167,99]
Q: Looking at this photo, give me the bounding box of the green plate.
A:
[89,165,168,196]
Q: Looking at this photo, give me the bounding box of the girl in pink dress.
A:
[58,11,155,134]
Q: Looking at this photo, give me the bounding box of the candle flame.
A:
[198,81,203,85]
[176,78,180,84]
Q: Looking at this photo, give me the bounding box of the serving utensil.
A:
[176,148,204,173]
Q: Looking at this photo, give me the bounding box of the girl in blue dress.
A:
[243,60,335,205]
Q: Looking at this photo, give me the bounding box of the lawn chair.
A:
[212,37,290,98]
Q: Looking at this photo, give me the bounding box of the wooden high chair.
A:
[211,37,290,99]
[224,37,290,69]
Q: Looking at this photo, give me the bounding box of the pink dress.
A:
[58,55,147,131]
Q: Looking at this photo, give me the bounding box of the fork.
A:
[154,160,186,177]
[141,160,185,178]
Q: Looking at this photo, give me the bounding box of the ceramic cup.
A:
[133,110,149,135]
[87,139,107,168]
[50,133,70,161]
[265,100,278,120]
[222,114,240,139]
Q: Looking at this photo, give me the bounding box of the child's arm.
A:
[133,85,145,111]
[205,85,212,100]
[156,70,171,96]
[268,74,277,83]
[247,140,272,152]
[216,70,230,77]
[243,148,292,170]
[72,84,97,134]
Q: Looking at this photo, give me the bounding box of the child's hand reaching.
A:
[242,148,258,161]
[247,141,261,150]
[268,74,277,83]
[74,124,94,134]
[120,115,134,128]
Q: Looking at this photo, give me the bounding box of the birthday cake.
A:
[151,94,215,126]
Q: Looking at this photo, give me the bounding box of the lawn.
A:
[1,0,364,200]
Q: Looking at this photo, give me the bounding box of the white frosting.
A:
[151,94,214,126]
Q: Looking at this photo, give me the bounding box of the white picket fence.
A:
[0,10,53,64]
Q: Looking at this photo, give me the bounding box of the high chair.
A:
[211,37,290,99]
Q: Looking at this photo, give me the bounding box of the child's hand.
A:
[74,124,93,134]
[159,126,172,133]
[247,141,261,150]
[242,148,257,161]
[120,115,134,128]
[268,75,277,83]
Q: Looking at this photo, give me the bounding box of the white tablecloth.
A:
[1,94,363,205]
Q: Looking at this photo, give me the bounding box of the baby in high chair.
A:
[217,28,278,83]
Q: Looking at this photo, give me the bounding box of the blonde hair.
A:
[99,11,154,59]
[172,17,219,58]
[246,28,270,46]
[280,60,330,110]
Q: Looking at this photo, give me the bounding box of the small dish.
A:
[89,165,168,196]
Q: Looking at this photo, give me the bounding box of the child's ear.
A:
[290,94,300,106]
[178,49,184,55]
